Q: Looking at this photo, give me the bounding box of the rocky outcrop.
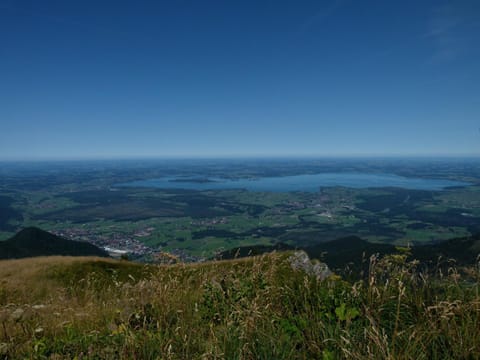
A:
[288,251,332,281]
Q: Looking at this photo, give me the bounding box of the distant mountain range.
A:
[0,227,109,259]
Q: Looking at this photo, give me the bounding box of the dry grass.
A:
[0,256,113,284]
[0,252,479,359]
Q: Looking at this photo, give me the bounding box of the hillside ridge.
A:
[0,227,109,259]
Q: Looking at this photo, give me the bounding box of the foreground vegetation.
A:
[0,251,479,359]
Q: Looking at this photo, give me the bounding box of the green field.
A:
[2,159,480,258]
[2,184,480,258]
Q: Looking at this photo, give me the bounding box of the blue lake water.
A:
[118,173,470,192]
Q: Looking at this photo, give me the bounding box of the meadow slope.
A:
[0,252,479,359]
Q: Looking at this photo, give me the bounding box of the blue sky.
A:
[1,0,479,160]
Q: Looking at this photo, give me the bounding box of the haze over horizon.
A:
[1,0,480,160]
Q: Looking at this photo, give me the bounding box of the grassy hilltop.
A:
[0,251,479,359]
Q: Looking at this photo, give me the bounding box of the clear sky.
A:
[1,0,479,160]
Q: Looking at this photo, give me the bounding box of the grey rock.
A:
[289,251,332,281]
[10,308,24,321]
[32,304,46,310]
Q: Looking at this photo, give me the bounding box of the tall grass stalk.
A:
[0,253,478,359]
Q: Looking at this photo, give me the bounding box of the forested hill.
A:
[0,227,109,259]
[217,234,480,272]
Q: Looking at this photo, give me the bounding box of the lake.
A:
[118,173,470,192]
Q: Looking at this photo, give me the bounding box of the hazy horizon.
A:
[2,153,480,164]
